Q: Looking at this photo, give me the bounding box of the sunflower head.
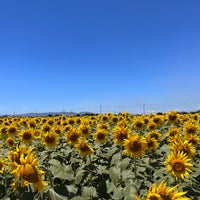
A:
[42,131,59,148]
[145,135,159,153]
[123,134,147,158]
[147,121,157,131]
[164,151,193,180]
[166,110,179,124]
[6,136,15,148]
[133,117,145,131]
[20,129,35,143]
[112,125,131,146]
[93,129,108,143]
[146,181,190,200]
[75,139,94,157]
[65,128,80,146]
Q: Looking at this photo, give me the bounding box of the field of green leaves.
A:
[0,110,200,199]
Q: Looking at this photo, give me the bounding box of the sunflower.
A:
[97,123,110,131]
[0,157,4,173]
[78,123,91,138]
[101,114,110,122]
[123,134,146,158]
[5,136,15,148]
[166,110,179,124]
[133,117,145,131]
[148,131,162,141]
[167,127,182,143]
[152,115,164,126]
[20,129,35,144]
[111,115,119,124]
[183,121,198,136]
[28,119,37,129]
[75,139,94,157]
[0,125,7,137]
[147,121,157,131]
[185,134,200,148]
[112,125,131,146]
[7,124,18,136]
[42,123,51,133]
[63,124,73,133]
[146,181,190,200]
[52,125,62,135]
[11,151,47,191]
[164,151,192,180]
[41,131,59,148]
[169,139,196,158]
[67,117,75,126]
[93,129,108,143]
[7,145,36,178]
[65,128,81,146]
[145,134,159,153]
[32,129,41,138]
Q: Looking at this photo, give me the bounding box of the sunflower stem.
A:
[120,145,123,184]
[134,157,137,180]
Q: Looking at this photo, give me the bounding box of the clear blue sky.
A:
[0,0,200,114]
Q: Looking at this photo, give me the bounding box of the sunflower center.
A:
[45,135,55,144]
[23,132,32,140]
[97,132,106,140]
[169,114,177,121]
[8,127,17,134]
[7,138,14,146]
[129,141,141,152]
[82,128,89,135]
[173,161,185,172]
[147,140,154,148]
[187,127,196,134]
[135,122,143,128]
[0,162,3,170]
[118,132,128,141]
[21,164,39,183]
[79,143,90,152]
[69,133,79,141]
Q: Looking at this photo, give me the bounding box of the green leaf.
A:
[49,159,74,180]
[109,166,121,186]
[112,186,124,200]
[111,152,121,166]
[81,186,97,199]
[120,157,130,171]
[124,179,137,200]
[48,188,68,200]
[106,180,116,193]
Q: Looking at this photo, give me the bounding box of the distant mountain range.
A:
[0,111,96,117]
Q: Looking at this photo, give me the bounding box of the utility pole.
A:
[100,105,102,114]
[143,104,146,114]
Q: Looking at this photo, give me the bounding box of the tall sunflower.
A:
[123,134,146,158]
[20,129,35,144]
[75,139,94,157]
[41,131,59,148]
[146,181,190,200]
[112,125,131,146]
[0,157,4,173]
[93,128,108,143]
[65,128,80,146]
[164,151,192,180]
[166,110,179,124]
[11,152,47,191]
[5,136,15,148]
[169,139,196,158]
[145,134,159,153]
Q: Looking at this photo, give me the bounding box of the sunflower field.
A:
[0,110,200,200]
